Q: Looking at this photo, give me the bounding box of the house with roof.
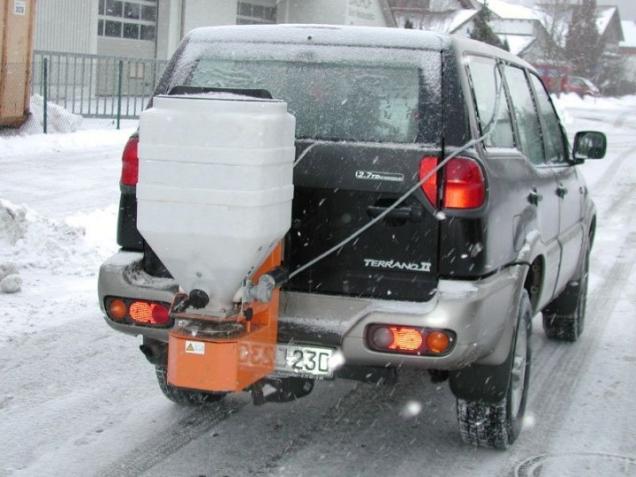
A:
[620,20,636,82]
[388,0,480,36]
[536,3,624,56]
[387,0,564,64]
[476,0,565,64]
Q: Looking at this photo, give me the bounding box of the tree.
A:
[565,0,604,79]
[469,1,508,51]
[539,0,571,65]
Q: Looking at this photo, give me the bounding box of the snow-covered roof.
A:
[397,9,478,33]
[596,6,618,35]
[497,34,535,56]
[476,0,538,21]
[620,21,636,49]
[536,4,622,48]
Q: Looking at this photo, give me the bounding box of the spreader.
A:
[136,92,295,394]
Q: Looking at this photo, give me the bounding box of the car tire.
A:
[155,366,227,406]
[543,246,590,342]
[455,290,532,449]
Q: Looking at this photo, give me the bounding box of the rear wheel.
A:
[543,247,590,342]
[455,290,532,449]
[155,366,226,406]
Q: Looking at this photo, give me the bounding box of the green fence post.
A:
[116,60,123,130]
[43,58,48,134]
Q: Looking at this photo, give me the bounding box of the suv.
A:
[98,25,606,449]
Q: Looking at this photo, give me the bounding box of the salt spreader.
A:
[136,92,295,397]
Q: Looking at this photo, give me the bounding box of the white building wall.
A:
[491,19,534,36]
[97,37,156,58]
[182,0,238,33]
[35,0,98,54]
[157,0,184,59]
[453,19,475,38]
[345,0,387,26]
[278,0,387,26]
[278,0,347,25]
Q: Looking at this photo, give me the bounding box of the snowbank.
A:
[0,200,117,294]
[1,95,82,136]
[555,93,636,111]
[0,126,134,157]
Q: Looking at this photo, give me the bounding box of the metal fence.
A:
[32,50,168,123]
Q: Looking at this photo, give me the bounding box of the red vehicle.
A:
[535,64,570,94]
[563,76,601,97]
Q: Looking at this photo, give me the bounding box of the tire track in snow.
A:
[97,399,248,477]
[255,384,366,476]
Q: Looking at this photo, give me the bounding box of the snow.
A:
[620,20,636,48]
[1,93,636,475]
[0,95,82,136]
[0,274,22,293]
[395,9,478,33]
[497,33,535,55]
[476,0,538,21]
[596,6,617,35]
[537,4,619,48]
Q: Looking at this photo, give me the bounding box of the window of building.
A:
[236,2,276,24]
[98,0,157,41]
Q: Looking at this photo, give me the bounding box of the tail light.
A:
[366,324,455,356]
[419,156,438,206]
[120,135,139,186]
[443,157,485,209]
[419,156,485,210]
[105,296,171,327]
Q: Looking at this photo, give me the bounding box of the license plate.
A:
[275,344,335,378]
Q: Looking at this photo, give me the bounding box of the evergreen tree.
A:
[469,1,508,50]
[565,0,603,79]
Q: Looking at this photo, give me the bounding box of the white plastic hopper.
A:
[137,94,295,315]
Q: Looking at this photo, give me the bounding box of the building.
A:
[620,20,636,83]
[388,0,479,35]
[35,0,395,61]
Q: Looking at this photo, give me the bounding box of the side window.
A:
[466,56,515,148]
[503,65,545,165]
[529,75,567,164]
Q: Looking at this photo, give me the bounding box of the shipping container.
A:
[0,0,36,127]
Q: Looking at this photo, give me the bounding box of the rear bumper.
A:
[98,251,525,370]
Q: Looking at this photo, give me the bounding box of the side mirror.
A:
[572,131,607,163]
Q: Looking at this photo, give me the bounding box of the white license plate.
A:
[275,344,335,378]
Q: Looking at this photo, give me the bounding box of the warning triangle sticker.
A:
[186,343,195,352]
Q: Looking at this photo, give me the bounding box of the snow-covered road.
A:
[1,97,635,476]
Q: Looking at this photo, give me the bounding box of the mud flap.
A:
[448,350,513,404]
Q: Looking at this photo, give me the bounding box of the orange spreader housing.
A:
[167,245,282,393]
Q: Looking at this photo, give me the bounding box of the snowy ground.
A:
[1,96,635,476]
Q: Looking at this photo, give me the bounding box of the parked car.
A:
[564,75,601,97]
[98,25,606,449]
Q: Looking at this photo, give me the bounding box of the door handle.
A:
[527,188,543,206]
[366,205,423,222]
[557,184,568,198]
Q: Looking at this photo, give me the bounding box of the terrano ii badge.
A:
[364,259,432,273]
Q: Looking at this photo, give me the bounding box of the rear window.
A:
[170,41,441,144]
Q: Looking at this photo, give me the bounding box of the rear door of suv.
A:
[178,42,445,302]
